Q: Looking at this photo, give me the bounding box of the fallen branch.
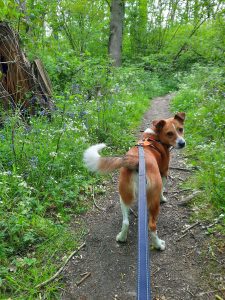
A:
[76,272,91,286]
[180,188,193,192]
[168,175,174,181]
[80,271,89,277]
[130,208,137,218]
[178,177,185,182]
[205,214,224,229]
[0,59,17,64]
[35,242,86,289]
[177,190,201,206]
[197,288,225,296]
[152,267,161,275]
[187,287,195,297]
[169,166,193,172]
[92,186,105,211]
[176,222,200,241]
[182,221,200,234]
[176,231,189,241]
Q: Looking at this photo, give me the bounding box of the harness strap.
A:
[137,136,172,157]
[137,145,151,300]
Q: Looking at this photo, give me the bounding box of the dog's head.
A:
[152,112,186,149]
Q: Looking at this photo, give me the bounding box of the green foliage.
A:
[0,220,83,299]
[0,61,169,297]
[0,0,225,297]
[0,0,20,21]
[171,65,225,211]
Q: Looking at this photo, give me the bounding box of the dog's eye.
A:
[167,132,174,137]
[178,128,183,133]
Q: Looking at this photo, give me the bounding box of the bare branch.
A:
[177,190,202,206]
[35,242,86,289]
[0,60,16,64]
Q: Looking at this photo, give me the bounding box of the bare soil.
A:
[61,94,225,300]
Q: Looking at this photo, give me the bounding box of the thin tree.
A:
[108,0,125,67]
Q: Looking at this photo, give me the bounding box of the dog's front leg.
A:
[116,197,130,242]
[160,176,167,203]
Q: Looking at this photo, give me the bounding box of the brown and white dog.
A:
[83,112,185,251]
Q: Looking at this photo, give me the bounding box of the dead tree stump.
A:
[0,22,54,118]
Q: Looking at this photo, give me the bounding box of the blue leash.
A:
[137,145,151,300]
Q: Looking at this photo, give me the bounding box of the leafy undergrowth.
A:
[0,64,171,298]
[171,64,225,248]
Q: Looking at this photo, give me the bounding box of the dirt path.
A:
[61,94,214,300]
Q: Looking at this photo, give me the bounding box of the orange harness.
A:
[137,137,171,177]
[137,137,165,155]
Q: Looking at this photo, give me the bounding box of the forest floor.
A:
[61,94,225,300]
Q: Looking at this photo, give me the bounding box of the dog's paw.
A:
[116,232,127,243]
[152,238,166,251]
[160,194,167,203]
[154,238,166,251]
[157,239,166,250]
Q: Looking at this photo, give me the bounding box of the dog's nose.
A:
[178,140,186,148]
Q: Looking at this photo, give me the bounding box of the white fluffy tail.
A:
[84,143,138,173]
[83,143,106,172]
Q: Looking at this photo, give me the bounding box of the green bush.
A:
[171,64,225,211]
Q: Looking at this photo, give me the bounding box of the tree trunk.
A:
[108,0,125,67]
[138,0,148,54]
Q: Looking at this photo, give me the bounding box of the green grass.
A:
[0,224,85,299]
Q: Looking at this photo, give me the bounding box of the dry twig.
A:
[152,267,161,275]
[197,288,225,296]
[176,222,200,241]
[76,272,91,286]
[130,208,138,218]
[169,166,193,172]
[176,232,189,241]
[204,214,225,230]
[182,221,200,234]
[80,271,88,277]
[177,190,201,206]
[91,186,106,211]
[0,59,17,64]
[35,242,86,289]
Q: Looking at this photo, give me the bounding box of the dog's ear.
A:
[152,119,166,132]
[174,112,185,123]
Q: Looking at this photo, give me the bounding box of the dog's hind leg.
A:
[149,210,166,251]
[160,176,167,203]
[116,168,135,242]
[116,197,130,242]
[147,177,166,251]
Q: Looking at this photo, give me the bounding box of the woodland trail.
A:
[61,94,219,300]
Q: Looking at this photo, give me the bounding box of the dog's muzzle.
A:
[175,138,186,149]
